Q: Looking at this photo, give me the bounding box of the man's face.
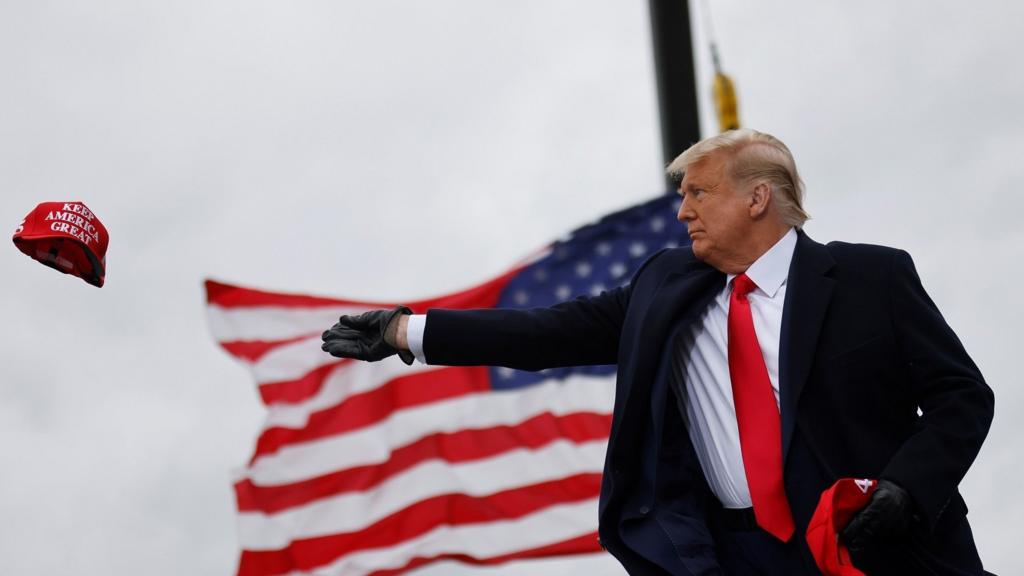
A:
[677,153,754,271]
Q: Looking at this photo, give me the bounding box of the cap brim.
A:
[13,233,105,287]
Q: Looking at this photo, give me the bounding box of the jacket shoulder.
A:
[823,239,907,270]
[639,246,702,274]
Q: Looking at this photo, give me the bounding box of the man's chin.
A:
[690,241,709,261]
[691,242,726,271]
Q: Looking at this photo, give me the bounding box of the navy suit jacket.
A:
[423,231,994,575]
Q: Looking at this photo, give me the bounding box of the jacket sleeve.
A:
[422,284,632,371]
[879,249,994,529]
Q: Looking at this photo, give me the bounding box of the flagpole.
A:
[648,0,701,185]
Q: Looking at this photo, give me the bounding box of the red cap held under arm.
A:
[12,201,108,287]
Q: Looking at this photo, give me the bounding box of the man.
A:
[322,129,993,574]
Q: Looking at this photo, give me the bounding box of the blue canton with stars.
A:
[490,192,691,390]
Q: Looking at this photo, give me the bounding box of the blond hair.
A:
[667,129,810,228]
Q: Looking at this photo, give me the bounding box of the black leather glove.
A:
[321,306,415,365]
[840,479,915,569]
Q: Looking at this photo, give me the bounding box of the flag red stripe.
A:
[236,411,612,513]
[206,269,518,311]
[256,359,349,406]
[206,279,353,308]
[365,532,601,576]
[251,367,491,461]
[220,336,312,364]
[236,473,602,576]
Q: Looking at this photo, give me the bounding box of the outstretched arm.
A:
[421,285,631,371]
[321,286,631,372]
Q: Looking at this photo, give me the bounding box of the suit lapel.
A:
[780,231,835,462]
[639,265,724,355]
[611,257,723,451]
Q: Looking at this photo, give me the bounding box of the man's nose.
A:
[677,197,693,221]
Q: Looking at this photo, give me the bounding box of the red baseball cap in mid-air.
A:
[805,478,878,576]
[12,201,109,287]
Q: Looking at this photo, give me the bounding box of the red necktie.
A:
[728,273,795,542]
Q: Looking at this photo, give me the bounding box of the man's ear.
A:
[749,182,772,218]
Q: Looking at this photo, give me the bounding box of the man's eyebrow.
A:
[682,181,717,192]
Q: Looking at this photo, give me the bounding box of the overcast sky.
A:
[1,1,1021,574]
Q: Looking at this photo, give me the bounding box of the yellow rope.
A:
[701,0,740,131]
[713,72,739,132]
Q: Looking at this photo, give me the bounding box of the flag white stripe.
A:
[279,498,599,576]
[260,354,441,424]
[207,304,372,343]
[245,375,616,485]
[237,439,606,549]
[250,336,340,383]
[249,336,438,393]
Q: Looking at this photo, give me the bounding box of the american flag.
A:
[205,192,688,576]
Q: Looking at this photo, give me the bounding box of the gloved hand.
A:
[321,305,415,365]
[840,479,915,569]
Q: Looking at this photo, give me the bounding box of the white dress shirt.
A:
[406,228,799,509]
[673,227,797,508]
[407,315,428,364]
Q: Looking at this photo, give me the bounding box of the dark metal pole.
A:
[649,0,701,182]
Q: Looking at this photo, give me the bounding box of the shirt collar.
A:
[726,227,797,298]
